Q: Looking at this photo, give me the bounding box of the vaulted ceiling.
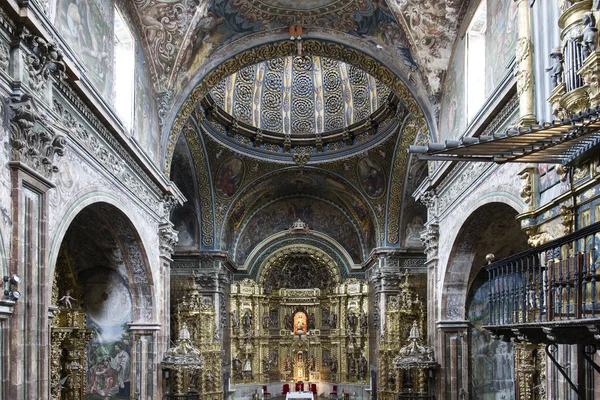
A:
[127,0,470,125]
[143,0,469,264]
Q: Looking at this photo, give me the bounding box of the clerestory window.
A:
[465,2,487,122]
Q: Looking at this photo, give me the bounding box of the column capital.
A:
[159,222,179,260]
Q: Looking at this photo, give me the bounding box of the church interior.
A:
[2,0,600,399]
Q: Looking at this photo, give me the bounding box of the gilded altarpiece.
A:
[378,274,427,400]
[230,278,370,384]
[50,250,94,400]
[172,278,223,400]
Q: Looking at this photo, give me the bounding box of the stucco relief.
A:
[435,163,525,310]
[387,0,468,94]
[48,148,161,281]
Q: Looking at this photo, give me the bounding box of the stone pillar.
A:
[516,0,537,126]
[158,222,178,350]
[436,321,470,400]
[366,253,405,400]
[7,92,65,399]
[129,323,161,400]
[421,223,439,347]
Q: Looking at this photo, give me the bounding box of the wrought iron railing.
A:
[486,221,600,327]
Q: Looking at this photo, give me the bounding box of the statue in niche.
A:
[244,358,252,378]
[546,48,564,88]
[580,13,598,58]
[262,355,271,372]
[294,312,307,335]
[348,357,356,374]
[358,355,367,378]
[233,355,243,380]
[308,355,316,371]
[283,314,293,331]
[308,312,315,330]
[347,312,357,331]
[243,311,252,331]
[388,371,395,388]
[205,370,214,390]
[328,312,337,329]
[231,311,240,330]
[284,356,294,371]
[330,356,338,372]
[262,311,270,329]
[59,290,77,309]
[360,310,368,329]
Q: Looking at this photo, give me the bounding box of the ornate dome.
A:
[202,55,401,159]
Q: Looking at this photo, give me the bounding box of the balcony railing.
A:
[484,221,600,344]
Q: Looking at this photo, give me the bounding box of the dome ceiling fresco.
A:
[208,56,391,135]
[129,0,470,121]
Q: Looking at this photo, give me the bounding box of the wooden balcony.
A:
[483,221,600,344]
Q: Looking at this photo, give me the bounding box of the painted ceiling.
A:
[144,0,452,268]
[209,55,391,135]
[128,0,470,120]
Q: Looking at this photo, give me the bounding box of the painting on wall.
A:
[80,268,133,399]
[403,212,425,247]
[357,157,385,198]
[235,197,363,264]
[54,0,114,100]
[172,205,198,248]
[216,157,244,199]
[486,0,518,96]
[467,278,515,399]
[440,39,466,140]
[134,44,160,164]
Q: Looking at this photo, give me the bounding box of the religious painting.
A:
[403,212,425,248]
[293,311,307,335]
[440,39,466,140]
[486,0,518,96]
[357,157,385,198]
[216,157,244,198]
[80,269,132,399]
[54,0,114,100]
[467,277,515,399]
[235,197,363,264]
[134,45,160,164]
[171,205,198,248]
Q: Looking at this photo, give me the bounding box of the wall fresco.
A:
[235,197,364,264]
[467,278,515,400]
[134,44,160,164]
[440,38,466,140]
[486,0,518,96]
[54,0,114,100]
[82,268,132,399]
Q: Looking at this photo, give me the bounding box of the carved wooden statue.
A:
[581,13,598,59]
[546,48,564,87]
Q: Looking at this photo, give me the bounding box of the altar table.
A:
[286,392,314,400]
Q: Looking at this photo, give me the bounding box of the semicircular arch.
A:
[441,201,528,321]
[163,39,432,177]
[47,189,156,322]
[257,244,342,291]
